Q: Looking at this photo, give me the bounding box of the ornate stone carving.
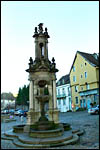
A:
[38,23,43,33]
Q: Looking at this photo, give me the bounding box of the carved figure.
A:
[45,27,47,32]
[38,23,43,33]
[29,57,33,64]
[52,57,55,63]
[35,27,38,33]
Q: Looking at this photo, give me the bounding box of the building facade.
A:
[70,51,99,110]
[1,99,15,109]
[56,74,72,112]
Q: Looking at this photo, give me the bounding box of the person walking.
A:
[21,115,24,124]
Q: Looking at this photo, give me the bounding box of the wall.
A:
[70,52,99,110]
[56,84,72,112]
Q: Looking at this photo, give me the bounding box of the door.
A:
[83,99,86,108]
[87,99,91,109]
[69,97,72,110]
[80,100,83,108]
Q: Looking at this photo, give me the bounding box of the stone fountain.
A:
[1,23,84,148]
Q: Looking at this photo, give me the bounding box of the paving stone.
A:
[1,111,99,149]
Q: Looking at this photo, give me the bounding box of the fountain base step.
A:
[1,129,84,148]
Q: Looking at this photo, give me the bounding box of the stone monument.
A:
[24,23,59,131]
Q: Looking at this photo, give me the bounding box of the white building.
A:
[1,99,15,109]
[56,74,72,112]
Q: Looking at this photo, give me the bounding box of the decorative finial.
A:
[29,57,33,64]
[52,57,55,64]
[35,27,38,33]
[38,23,43,33]
[45,27,47,32]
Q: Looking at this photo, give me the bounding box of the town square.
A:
[1,1,99,149]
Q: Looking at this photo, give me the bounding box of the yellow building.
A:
[70,51,99,110]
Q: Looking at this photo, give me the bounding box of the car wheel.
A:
[95,111,98,114]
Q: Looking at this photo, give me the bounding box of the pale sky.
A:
[1,1,99,94]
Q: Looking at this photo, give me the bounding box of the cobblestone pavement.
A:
[1,110,99,149]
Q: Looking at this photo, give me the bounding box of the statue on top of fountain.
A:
[38,23,43,33]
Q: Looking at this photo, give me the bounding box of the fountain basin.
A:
[13,125,25,133]
[29,123,64,138]
[35,95,50,102]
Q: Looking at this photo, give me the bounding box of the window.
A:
[73,76,76,82]
[85,72,87,78]
[83,99,86,108]
[80,100,83,108]
[86,84,89,90]
[83,99,85,103]
[73,66,75,72]
[58,81,60,85]
[75,86,78,92]
[62,88,65,94]
[63,99,66,105]
[68,87,70,96]
[58,89,60,95]
[94,94,97,102]
[62,79,64,84]
[75,97,78,104]
[39,43,44,56]
[81,64,83,67]
[58,100,61,105]
[42,47,44,56]
[81,75,83,78]
[68,87,69,93]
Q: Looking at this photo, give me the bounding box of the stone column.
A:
[29,80,34,110]
[48,84,53,122]
[48,84,53,110]
[53,80,57,109]
[34,83,41,122]
[52,80,59,124]
[24,80,35,132]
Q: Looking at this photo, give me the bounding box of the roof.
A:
[70,51,99,73]
[78,51,99,66]
[56,74,70,86]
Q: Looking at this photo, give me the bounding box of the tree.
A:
[16,85,29,107]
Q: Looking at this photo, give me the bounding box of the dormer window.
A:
[62,79,64,84]
[58,81,60,85]
[93,53,98,60]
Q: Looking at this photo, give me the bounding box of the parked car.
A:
[9,109,15,115]
[1,109,9,114]
[14,109,22,116]
[19,110,25,117]
[88,105,99,115]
